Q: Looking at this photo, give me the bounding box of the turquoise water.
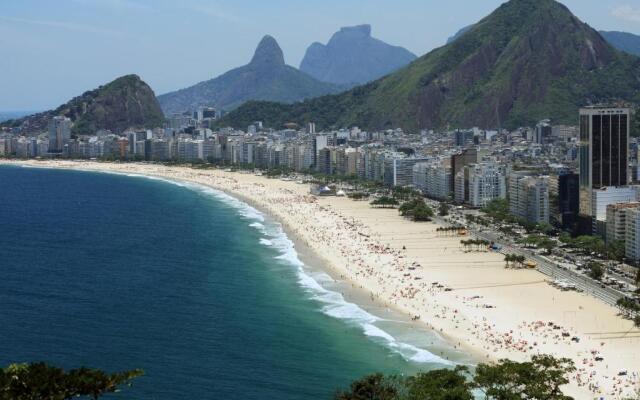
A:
[0,165,456,399]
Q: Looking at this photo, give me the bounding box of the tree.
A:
[371,196,399,209]
[412,203,434,222]
[588,262,604,281]
[0,362,143,400]
[616,297,640,318]
[606,240,626,262]
[338,355,575,400]
[473,355,575,400]
[334,373,400,400]
[438,202,450,217]
[482,199,511,221]
[406,366,473,400]
[400,199,422,217]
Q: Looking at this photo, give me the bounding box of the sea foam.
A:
[101,171,454,367]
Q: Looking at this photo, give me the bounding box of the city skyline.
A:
[1,0,639,111]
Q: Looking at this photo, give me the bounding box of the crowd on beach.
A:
[178,168,638,399]
[7,161,639,399]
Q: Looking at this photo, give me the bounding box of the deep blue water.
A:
[0,165,441,399]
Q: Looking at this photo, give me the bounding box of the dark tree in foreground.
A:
[406,366,473,400]
[334,373,400,400]
[335,355,576,400]
[474,355,575,400]
[0,362,143,400]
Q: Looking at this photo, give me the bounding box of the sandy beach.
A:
[3,159,639,399]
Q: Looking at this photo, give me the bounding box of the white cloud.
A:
[611,5,640,23]
[0,15,124,37]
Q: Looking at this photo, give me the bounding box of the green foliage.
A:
[371,196,399,208]
[412,203,434,222]
[217,0,640,132]
[0,362,143,400]
[399,199,434,221]
[406,367,473,400]
[482,199,511,221]
[520,234,557,254]
[588,262,604,281]
[392,186,421,201]
[461,239,491,252]
[504,254,526,268]
[334,373,401,400]
[438,202,450,217]
[1,75,165,136]
[336,355,576,400]
[616,297,640,318]
[474,355,575,400]
[559,234,619,259]
[348,192,369,200]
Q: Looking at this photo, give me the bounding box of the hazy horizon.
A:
[2,0,640,111]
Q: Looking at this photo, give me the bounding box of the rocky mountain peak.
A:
[250,35,285,68]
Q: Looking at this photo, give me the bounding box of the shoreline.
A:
[7,160,469,367]
[3,160,639,399]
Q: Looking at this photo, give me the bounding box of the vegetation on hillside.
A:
[1,75,165,136]
[217,0,640,132]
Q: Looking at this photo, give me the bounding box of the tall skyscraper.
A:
[47,116,71,153]
[578,107,631,217]
[558,173,579,229]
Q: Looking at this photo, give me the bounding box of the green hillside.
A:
[218,0,640,131]
[2,75,165,135]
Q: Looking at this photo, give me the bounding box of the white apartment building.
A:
[467,162,507,208]
[625,208,640,261]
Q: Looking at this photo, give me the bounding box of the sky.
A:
[1,0,640,111]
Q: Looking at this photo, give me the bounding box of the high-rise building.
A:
[317,147,332,175]
[625,208,640,261]
[454,161,506,207]
[578,107,631,216]
[606,202,640,245]
[307,123,316,135]
[509,173,550,225]
[450,148,481,193]
[534,120,552,145]
[314,135,328,169]
[454,130,474,147]
[558,173,579,229]
[48,116,71,153]
[383,156,430,187]
[413,160,452,201]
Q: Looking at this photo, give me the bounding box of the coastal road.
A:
[472,229,625,307]
[431,210,629,308]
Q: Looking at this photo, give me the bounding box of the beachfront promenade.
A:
[4,160,639,399]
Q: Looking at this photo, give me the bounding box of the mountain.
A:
[157,36,341,116]
[299,24,417,86]
[449,25,640,57]
[446,25,473,44]
[1,75,164,136]
[218,0,640,131]
[600,31,640,56]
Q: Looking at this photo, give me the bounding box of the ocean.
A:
[0,165,459,399]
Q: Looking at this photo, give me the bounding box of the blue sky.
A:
[1,0,639,111]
